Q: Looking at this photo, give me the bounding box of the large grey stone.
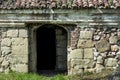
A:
[19,29,28,38]
[1,47,11,56]
[84,48,94,59]
[80,31,93,39]
[1,38,11,47]
[70,49,83,59]
[105,58,117,67]
[95,39,110,52]
[77,39,95,48]
[7,29,18,37]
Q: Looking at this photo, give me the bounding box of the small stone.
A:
[111,45,119,52]
[19,29,28,38]
[70,49,83,59]
[93,35,101,41]
[1,60,9,68]
[95,39,110,52]
[97,56,103,64]
[94,52,99,57]
[80,31,93,39]
[1,38,11,47]
[109,36,118,44]
[100,52,107,58]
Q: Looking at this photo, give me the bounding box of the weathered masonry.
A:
[0,0,120,75]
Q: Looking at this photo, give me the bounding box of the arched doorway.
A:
[36,24,67,74]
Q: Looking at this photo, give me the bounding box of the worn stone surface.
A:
[70,49,83,59]
[11,64,28,72]
[80,31,93,39]
[1,38,11,47]
[95,39,110,52]
[109,36,118,44]
[19,29,28,38]
[71,68,83,75]
[12,38,28,46]
[84,48,94,59]
[111,45,119,52]
[105,58,117,67]
[84,59,95,68]
[95,64,105,73]
[12,45,28,55]
[7,29,18,37]
[1,47,11,56]
[0,57,3,63]
[71,59,84,68]
[77,39,95,48]
[10,54,28,64]
[97,56,104,64]
[1,60,9,68]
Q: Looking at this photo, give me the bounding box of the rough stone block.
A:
[12,38,28,46]
[84,59,95,68]
[1,38,11,47]
[77,39,95,48]
[19,29,28,38]
[95,39,110,52]
[71,59,84,68]
[105,58,117,67]
[80,31,93,39]
[84,48,94,59]
[11,64,28,72]
[70,49,83,59]
[7,29,18,37]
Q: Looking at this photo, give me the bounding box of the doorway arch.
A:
[36,24,67,74]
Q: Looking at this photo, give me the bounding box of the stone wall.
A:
[0,28,28,73]
[68,27,120,75]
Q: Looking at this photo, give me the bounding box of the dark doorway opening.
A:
[36,25,56,72]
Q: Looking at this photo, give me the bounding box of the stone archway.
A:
[36,24,68,74]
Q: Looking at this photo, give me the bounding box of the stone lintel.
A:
[0,23,25,27]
